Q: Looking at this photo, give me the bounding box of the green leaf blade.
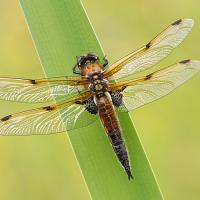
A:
[20,0,163,199]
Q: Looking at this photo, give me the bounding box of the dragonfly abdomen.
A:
[96,93,133,180]
[109,129,133,180]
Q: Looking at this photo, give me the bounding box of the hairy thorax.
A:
[89,73,108,98]
[82,62,108,97]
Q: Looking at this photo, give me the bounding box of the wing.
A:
[0,76,89,103]
[108,60,200,112]
[0,91,98,135]
[104,19,194,81]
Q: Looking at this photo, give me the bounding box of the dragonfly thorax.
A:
[88,72,108,97]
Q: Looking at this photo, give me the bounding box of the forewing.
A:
[0,76,89,103]
[0,92,98,135]
[108,60,200,112]
[104,19,194,81]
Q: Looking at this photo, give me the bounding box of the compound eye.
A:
[78,57,87,66]
[88,52,98,57]
[88,56,99,63]
[77,56,83,63]
[88,53,99,60]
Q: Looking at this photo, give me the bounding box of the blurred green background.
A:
[0,0,199,200]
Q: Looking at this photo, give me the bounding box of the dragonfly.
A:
[0,18,199,180]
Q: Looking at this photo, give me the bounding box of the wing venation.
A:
[0,92,97,135]
[108,60,200,111]
[104,19,194,81]
[0,76,88,103]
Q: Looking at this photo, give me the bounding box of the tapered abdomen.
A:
[96,93,133,179]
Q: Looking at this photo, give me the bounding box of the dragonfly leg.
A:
[102,55,109,68]
[84,97,98,114]
[109,91,123,107]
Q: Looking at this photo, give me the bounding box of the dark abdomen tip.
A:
[127,170,134,180]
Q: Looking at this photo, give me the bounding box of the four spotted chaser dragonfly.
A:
[0,19,199,180]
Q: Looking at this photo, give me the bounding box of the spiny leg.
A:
[102,55,109,68]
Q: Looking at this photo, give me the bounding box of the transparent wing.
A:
[0,76,89,103]
[108,60,200,112]
[104,19,194,81]
[0,92,98,135]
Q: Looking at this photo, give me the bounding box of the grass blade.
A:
[20,0,163,199]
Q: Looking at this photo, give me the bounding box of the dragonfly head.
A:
[73,53,103,76]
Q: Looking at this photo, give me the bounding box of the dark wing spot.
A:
[43,106,55,111]
[146,42,151,49]
[1,115,12,122]
[179,59,190,64]
[172,19,182,26]
[145,73,153,80]
[30,79,36,84]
